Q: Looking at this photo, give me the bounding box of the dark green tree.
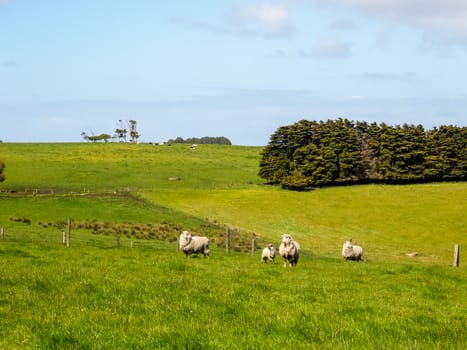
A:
[259,119,466,190]
[0,160,5,182]
[167,136,232,145]
[427,125,467,180]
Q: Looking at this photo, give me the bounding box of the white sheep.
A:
[342,238,364,261]
[179,230,210,258]
[261,243,276,264]
[279,234,300,267]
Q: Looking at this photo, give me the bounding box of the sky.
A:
[1,0,467,146]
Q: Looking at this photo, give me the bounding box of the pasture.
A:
[0,142,466,349]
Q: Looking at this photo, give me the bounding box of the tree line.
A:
[0,160,5,183]
[258,119,467,190]
[167,136,232,145]
[81,120,140,143]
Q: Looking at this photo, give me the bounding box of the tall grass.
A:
[0,142,466,349]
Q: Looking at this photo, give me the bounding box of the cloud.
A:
[299,36,351,59]
[331,18,355,30]
[362,71,418,83]
[267,48,287,58]
[1,59,16,68]
[230,2,292,37]
[324,0,467,44]
[171,17,231,36]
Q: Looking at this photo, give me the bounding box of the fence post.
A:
[66,218,71,248]
[1,227,4,240]
[225,227,230,254]
[251,239,256,255]
[62,231,66,245]
[453,244,460,267]
[116,235,120,247]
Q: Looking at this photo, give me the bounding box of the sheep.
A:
[261,243,276,264]
[178,230,210,258]
[279,234,300,267]
[341,238,364,261]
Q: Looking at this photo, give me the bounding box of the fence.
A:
[0,224,269,256]
[0,224,462,265]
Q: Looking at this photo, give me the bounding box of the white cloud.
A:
[324,0,467,44]
[230,3,291,37]
[300,36,351,58]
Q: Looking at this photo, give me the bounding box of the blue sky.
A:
[1,0,467,145]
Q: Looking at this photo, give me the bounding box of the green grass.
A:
[1,241,465,349]
[0,142,466,349]
[1,143,261,191]
[143,183,466,264]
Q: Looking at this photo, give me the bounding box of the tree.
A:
[0,160,5,182]
[115,120,127,142]
[258,119,467,190]
[427,125,467,180]
[128,120,140,143]
[259,119,363,189]
[167,136,232,145]
[81,132,111,142]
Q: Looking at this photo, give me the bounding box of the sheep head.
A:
[343,240,353,250]
[179,230,192,249]
[281,234,293,246]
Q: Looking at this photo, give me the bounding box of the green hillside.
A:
[1,142,464,262]
[0,143,466,349]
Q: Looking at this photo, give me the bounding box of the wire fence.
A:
[0,225,461,265]
[0,225,274,256]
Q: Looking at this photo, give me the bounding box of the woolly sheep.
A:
[179,230,210,258]
[279,234,300,267]
[261,243,276,264]
[341,238,364,261]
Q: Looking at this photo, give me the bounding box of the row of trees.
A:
[0,160,5,182]
[258,119,467,190]
[81,120,140,143]
[167,136,232,145]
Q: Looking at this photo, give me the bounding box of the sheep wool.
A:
[342,238,364,261]
[261,243,276,264]
[179,230,210,258]
[279,234,300,267]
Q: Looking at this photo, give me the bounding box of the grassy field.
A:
[0,142,466,349]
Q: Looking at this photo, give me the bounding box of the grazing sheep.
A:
[342,238,364,261]
[406,252,418,257]
[261,243,276,264]
[179,230,210,258]
[279,234,300,267]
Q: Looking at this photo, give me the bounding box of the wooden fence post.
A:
[1,227,4,240]
[226,227,231,254]
[62,231,66,245]
[453,244,460,267]
[251,239,256,255]
[66,218,71,248]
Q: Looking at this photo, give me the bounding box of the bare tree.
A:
[128,119,140,143]
[115,120,127,142]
